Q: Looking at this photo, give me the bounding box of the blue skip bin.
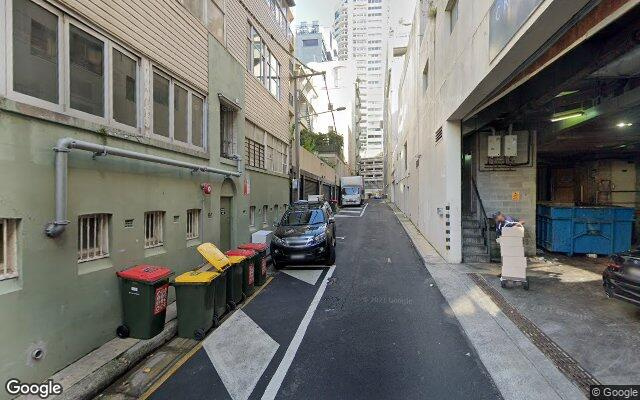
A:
[536,204,634,256]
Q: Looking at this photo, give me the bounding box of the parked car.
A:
[270,203,336,268]
[603,250,640,307]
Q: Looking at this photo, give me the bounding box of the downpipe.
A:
[45,138,242,238]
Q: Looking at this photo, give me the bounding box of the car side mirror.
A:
[328,217,335,224]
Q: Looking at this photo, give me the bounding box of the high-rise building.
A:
[296,21,333,64]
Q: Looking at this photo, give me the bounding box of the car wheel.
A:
[273,258,285,269]
[325,243,336,266]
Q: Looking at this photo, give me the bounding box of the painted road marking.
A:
[261,266,336,400]
[204,310,279,400]
[360,203,368,217]
[281,269,323,285]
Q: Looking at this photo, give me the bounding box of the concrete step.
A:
[462,227,483,237]
[462,214,477,222]
[462,244,489,255]
[463,236,485,245]
[463,253,491,263]
[462,219,481,229]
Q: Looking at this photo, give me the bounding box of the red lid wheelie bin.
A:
[238,243,268,286]
[225,249,256,297]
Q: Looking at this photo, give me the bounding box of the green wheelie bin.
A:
[197,243,237,311]
[174,270,220,340]
[226,249,256,298]
[238,243,268,286]
[116,264,172,339]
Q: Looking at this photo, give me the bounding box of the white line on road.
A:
[261,266,336,400]
[360,203,368,217]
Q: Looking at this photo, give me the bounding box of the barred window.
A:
[0,219,19,280]
[144,211,165,248]
[245,138,265,169]
[78,214,110,262]
[220,103,237,158]
[187,209,200,240]
[249,206,256,227]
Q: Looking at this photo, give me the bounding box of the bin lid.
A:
[175,270,219,284]
[117,264,172,283]
[238,243,267,251]
[226,249,256,257]
[227,255,247,264]
[197,243,230,271]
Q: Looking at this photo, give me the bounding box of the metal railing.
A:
[471,178,491,256]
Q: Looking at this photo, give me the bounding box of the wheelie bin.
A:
[238,243,268,286]
[197,243,237,312]
[173,270,220,340]
[226,249,256,298]
[116,264,172,339]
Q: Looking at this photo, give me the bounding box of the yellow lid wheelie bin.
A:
[197,243,239,312]
[173,271,219,340]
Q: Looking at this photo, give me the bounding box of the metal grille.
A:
[144,211,164,248]
[0,219,18,279]
[435,127,443,143]
[78,214,109,262]
[245,138,265,169]
[186,209,200,240]
[468,273,600,394]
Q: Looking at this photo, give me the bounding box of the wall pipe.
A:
[45,137,242,238]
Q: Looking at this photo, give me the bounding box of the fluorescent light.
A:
[550,111,584,122]
[555,90,580,98]
[616,122,633,127]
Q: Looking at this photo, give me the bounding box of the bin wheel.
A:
[242,293,247,302]
[116,325,130,339]
[523,279,530,291]
[500,280,507,289]
[194,329,206,341]
[604,283,615,298]
[228,301,236,310]
[213,315,220,328]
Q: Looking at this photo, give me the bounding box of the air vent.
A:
[124,219,134,228]
[435,127,443,143]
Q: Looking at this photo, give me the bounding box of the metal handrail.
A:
[471,178,491,255]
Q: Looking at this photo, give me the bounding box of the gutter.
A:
[45,138,242,238]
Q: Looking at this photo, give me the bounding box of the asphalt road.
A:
[151,200,501,400]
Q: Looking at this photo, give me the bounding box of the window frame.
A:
[219,100,237,159]
[150,65,207,150]
[249,206,256,227]
[0,218,19,280]
[77,213,110,263]
[186,208,201,240]
[144,211,165,249]
[5,0,65,113]
[110,43,141,132]
[65,19,109,123]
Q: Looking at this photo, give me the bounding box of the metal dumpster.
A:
[536,204,634,256]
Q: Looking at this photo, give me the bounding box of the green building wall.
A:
[0,35,289,396]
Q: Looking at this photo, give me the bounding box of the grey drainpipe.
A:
[45,138,242,238]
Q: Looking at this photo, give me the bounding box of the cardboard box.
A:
[501,256,527,280]
[497,236,524,247]
[501,225,524,237]
[500,245,525,257]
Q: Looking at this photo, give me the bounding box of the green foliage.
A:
[300,128,344,154]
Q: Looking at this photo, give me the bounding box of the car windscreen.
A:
[281,209,326,226]
[342,187,360,195]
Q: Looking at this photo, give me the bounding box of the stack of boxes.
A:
[497,225,527,281]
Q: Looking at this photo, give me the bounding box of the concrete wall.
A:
[388,0,600,263]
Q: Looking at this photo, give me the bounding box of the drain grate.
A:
[468,273,600,395]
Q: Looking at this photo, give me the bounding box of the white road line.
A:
[360,203,368,217]
[261,266,336,400]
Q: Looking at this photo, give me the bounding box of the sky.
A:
[293,0,339,30]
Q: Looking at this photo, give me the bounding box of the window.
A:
[152,68,206,147]
[153,72,170,137]
[69,24,104,117]
[207,0,225,43]
[262,205,268,225]
[220,103,237,158]
[0,219,19,280]
[78,214,109,263]
[187,209,200,240]
[12,0,60,104]
[449,0,458,34]
[144,211,164,248]
[249,206,256,227]
[112,48,137,127]
[435,127,443,143]
[248,25,280,99]
[274,204,279,220]
[302,39,318,47]
[174,84,189,142]
[245,138,265,169]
